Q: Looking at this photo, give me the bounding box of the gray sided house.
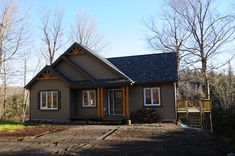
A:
[25,43,178,122]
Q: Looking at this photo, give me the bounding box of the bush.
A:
[4,94,24,121]
[213,106,235,149]
[213,106,235,134]
[131,108,160,123]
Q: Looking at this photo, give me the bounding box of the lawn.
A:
[0,120,28,132]
[0,120,71,138]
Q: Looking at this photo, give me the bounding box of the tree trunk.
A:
[49,57,53,65]
[202,59,210,99]
[22,60,29,121]
[2,67,6,118]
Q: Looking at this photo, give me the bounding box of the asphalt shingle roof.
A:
[108,53,178,83]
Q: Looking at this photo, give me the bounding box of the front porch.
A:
[70,85,130,120]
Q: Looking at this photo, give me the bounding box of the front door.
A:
[108,89,123,115]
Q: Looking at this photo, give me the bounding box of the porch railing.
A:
[177,99,212,112]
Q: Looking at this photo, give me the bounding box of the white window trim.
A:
[143,87,161,106]
[40,91,59,110]
[82,90,96,107]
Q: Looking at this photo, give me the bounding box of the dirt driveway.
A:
[0,124,227,156]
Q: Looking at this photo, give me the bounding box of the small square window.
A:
[144,88,160,106]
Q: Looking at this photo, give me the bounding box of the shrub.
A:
[213,106,235,150]
[4,94,24,121]
[131,108,160,123]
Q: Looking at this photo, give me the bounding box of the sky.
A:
[5,0,235,85]
[21,0,233,58]
[22,0,164,57]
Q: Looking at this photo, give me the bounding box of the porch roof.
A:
[69,78,131,88]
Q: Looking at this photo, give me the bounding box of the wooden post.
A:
[125,86,129,118]
[97,88,101,118]
[122,86,126,117]
[210,113,213,132]
[186,100,189,124]
[200,100,203,128]
[100,87,104,118]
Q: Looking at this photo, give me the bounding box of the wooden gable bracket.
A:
[67,47,85,55]
[36,69,58,80]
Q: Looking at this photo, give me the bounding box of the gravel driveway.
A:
[0,124,227,156]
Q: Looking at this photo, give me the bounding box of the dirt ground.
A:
[0,124,230,156]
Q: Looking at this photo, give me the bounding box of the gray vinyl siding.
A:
[56,61,88,81]
[129,83,176,121]
[30,79,70,120]
[69,55,121,79]
[70,89,98,119]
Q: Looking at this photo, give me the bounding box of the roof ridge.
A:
[107,52,176,59]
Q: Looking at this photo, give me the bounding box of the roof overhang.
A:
[25,66,71,90]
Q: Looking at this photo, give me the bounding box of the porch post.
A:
[125,86,129,118]
[122,86,126,117]
[100,87,104,118]
[97,88,101,118]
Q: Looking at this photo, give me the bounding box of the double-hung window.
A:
[82,90,96,107]
[40,91,58,110]
[144,87,160,106]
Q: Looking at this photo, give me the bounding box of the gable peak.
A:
[66,43,85,56]
[36,67,58,80]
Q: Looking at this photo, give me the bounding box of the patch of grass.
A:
[0,119,27,132]
[0,119,21,125]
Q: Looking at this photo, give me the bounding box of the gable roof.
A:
[108,53,178,83]
[25,43,134,89]
[52,42,134,83]
[25,65,71,89]
[25,43,178,89]
[77,43,132,80]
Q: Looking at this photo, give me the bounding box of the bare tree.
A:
[71,13,108,53]
[21,51,29,121]
[145,10,190,70]
[172,0,235,99]
[0,58,7,118]
[0,0,27,118]
[177,69,205,99]
[148,0,235,99]
[0,58,16,118]
[40,8,64,65]
[0,0,26,71]
[210,64,235,110]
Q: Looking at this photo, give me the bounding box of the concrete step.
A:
[103,116,124,125]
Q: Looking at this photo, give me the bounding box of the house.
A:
[25,42,178,122]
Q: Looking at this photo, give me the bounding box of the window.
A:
[40,91,59,110]
[82,90,96,107]
[144,87,160,106]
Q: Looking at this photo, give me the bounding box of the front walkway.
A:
[0,124,226,156]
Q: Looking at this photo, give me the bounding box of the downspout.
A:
[174,82,177,124]
[29,89,31,121]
